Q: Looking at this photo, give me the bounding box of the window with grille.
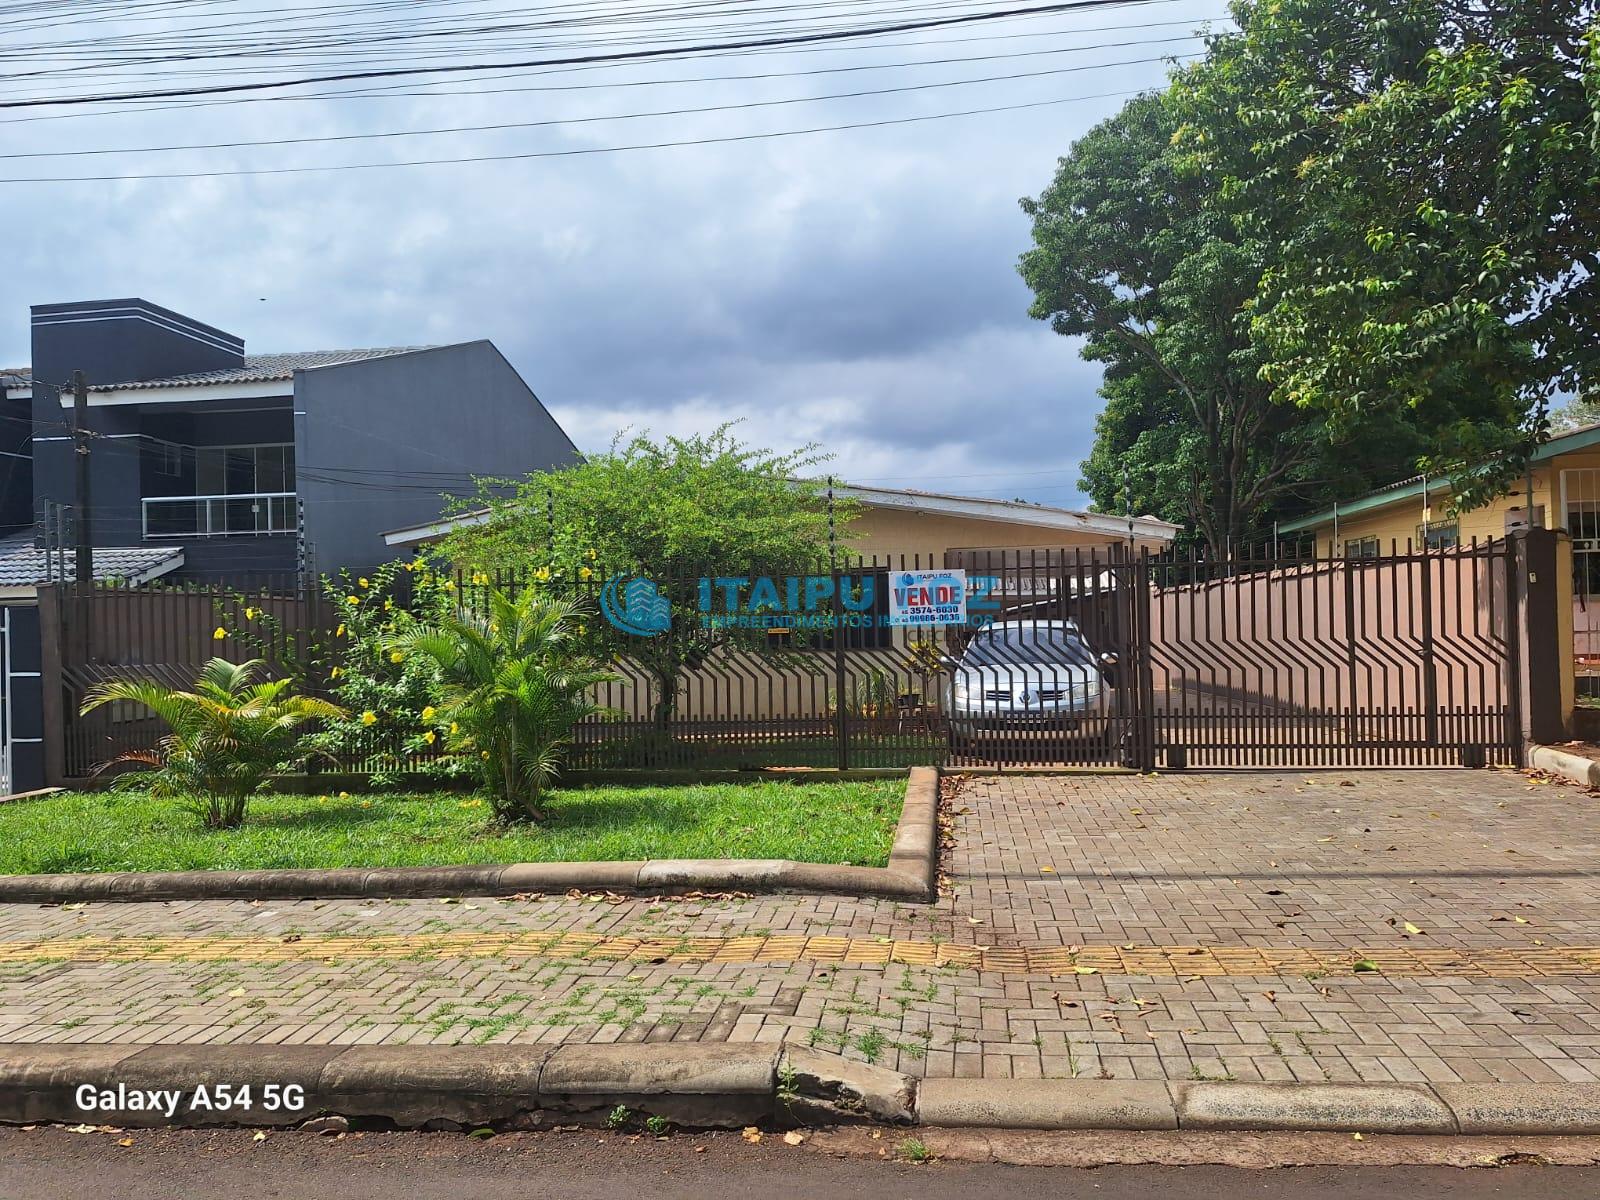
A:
[1419,519,1459,550]
[1344,536,1380,559]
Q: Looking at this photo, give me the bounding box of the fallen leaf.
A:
[227,986,247,998]
[1352,1132,1364,1141]
[1351,958,1380,973]
[1074,966,1099,975]
[117,1138,133,1147]
[783,1131,807,1146]
[742,1127,763,1144]
[253,1131,268,1142]
[1403,922,1425,936]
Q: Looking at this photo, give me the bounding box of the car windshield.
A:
[960,627,1097,668]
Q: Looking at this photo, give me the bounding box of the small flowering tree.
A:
[300,561,472,784]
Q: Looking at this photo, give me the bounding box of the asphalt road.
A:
[0,1127,1593,1200]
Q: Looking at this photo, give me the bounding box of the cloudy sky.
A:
[0,0,1225,510]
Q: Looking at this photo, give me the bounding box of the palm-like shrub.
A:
[390,589,613,822]
[80,658,345,829]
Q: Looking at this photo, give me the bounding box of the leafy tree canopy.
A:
[431,424,854,728]
[1023,0,1599,544]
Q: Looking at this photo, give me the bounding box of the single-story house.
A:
[382,481,1179,563]
[1279,421,1600,693]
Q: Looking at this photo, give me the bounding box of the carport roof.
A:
[0,541,184,591]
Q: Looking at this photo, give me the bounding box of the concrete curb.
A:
[1529,743,1600,788]
[5,1045,1600,1136]
[0,767,939,905]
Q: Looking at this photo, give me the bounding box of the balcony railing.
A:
[142,492,296,539]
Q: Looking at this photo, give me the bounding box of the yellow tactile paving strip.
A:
[0,932,1594,977]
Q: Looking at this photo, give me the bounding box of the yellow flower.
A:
[329,667,343,679]
[586,548,598,561]
[338,791,350,799]
[450,722,459,735]
[384,599,393,611]
[346,595,360,607]
[532,566,551,582]
[212,626,227,640]
[481,750,491,759]
[243,607,258,620]
[358,577,370,588]
[360,799,373,808]
[360,711,377,725]
[421,705,436,721]
[423,730,437,745]
[389,651,404,664]
[459,798,483,809]
[403,561,416,573]
[579,566,594,580]
[336,623,346,637]
[444,580,456,591]
[472,572,489,586]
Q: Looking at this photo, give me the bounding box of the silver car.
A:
[944,619,1118,743]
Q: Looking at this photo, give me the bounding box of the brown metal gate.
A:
[943,540,1520,770]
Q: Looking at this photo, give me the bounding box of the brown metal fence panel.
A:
[44,539,1520,780]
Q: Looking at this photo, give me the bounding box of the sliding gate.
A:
[945,540,1520,770]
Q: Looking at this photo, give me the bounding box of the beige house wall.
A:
[1306,464,1562,557]
[848,506,1160,562]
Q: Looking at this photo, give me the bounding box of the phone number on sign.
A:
[75,1083,307,1119]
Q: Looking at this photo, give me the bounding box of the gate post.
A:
[36,584,67,788]
[1132,548,1157,771]
[1509,527,1569,752]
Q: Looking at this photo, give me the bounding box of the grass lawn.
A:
[0,779,904,875]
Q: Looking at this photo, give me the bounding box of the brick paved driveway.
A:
[3,769,1599,1085]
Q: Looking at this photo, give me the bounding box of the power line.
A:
[0,49,1192,160]
[0,0,1175,108]
[0,85,1158,182]
[0,18,1223,125]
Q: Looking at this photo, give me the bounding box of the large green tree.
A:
[433,424,852,728]
[1020,92,1424,550]
[1186,0,1600,510]
[1025,0,1600,542]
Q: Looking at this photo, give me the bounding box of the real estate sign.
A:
[888,568,967,627]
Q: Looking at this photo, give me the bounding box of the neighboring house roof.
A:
[86,347,436,392]
[1278,422,1600,533]
[380,481,1181,548]
[825,482,1180,541]
[0,540,184,597]
[0,368,29,397]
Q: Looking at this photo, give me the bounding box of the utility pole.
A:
[70,371,92,588]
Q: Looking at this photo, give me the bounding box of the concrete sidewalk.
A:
[1,770,1598,1087]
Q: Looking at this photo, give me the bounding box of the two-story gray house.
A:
[0,297,579,795]
[6,297,579,578]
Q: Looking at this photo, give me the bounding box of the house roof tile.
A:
[0,540,183,588]
[88,346,437,391]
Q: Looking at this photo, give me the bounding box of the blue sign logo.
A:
[600,575,672,637]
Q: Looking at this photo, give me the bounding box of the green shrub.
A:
[79,658,344,829]
[301,561,471,786]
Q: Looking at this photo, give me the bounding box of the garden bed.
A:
[0,778,904,876]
